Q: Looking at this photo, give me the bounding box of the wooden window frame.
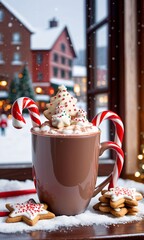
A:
[86,0,125,176]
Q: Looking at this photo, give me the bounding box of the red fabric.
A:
[0,119,7,128]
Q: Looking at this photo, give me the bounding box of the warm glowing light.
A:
[0,80,7,86]
[138,154,143,160]
[142,164,144,170]
[74,84,80,96]
[48,86,54,95]
[0,101,3,107]
[35,87,42,94]
[18,73,23,78]
[4,104,11,111]
[135,171,141,177]
[8,114,12,119]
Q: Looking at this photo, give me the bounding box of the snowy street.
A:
[0,115,34,164]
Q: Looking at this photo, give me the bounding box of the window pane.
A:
[95,0,108,23]
[53,67,58,77]
[95,24,108,88]
[12,32,21,43]
[95,94,109,158]
[0,33,3,43]
[53,53,59,62]
[61,43,66,52]
[36,53,43,65]
[13,52,20,61]
[0,9,4,22]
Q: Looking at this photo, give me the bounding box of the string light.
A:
[135,134,144,180]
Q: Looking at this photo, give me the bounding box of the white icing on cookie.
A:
[9,201,48,220]
[106,186,140,201]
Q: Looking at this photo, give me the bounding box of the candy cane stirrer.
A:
[11,97,41,129]
[92,111,124,189]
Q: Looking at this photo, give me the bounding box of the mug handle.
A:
[93,141,124,197]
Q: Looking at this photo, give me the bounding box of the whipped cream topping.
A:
[32,122,99,135]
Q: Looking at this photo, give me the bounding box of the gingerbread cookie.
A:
[93,202,128,217]
[93,186,143,218]
[5,199,55,226]
[102,186,143,209]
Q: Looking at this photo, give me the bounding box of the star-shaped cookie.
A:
[5,199,55,226]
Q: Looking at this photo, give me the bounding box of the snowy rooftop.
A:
[51,78,74,87]
[72,65,86,77]
[1,0,76,53]
[31,26,64,50]
[0,0,36,32]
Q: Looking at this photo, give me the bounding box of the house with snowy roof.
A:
[0,0,76,112]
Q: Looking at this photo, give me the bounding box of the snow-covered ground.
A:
[0,114,47,164]
[0,108,109,165]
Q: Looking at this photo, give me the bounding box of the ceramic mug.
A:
[31,126,123,216]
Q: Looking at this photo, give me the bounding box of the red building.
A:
[0,0,76,113]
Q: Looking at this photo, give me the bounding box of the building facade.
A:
[0,0,76,114]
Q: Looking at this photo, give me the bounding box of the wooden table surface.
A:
[0,219,144,240]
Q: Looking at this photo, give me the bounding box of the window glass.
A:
[0,33,3,43]
[37,72,43,81]
[53,53,59,62]
[61,69,65,78]
[53,67,58,77]
[0,52,4,62]
[13,52,20,61]
[0,9,4,22]
[95,0,108,23]
[61,56,66,64]
[95,24,108,88]
[61,43,66,52]
[36,53,43,65]
[95,93,109,158]
[69,70,72,79]
[12,32,21,43]
[68,59,72,67]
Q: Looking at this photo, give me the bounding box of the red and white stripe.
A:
[92,111,124,189]
[11,97,41,129]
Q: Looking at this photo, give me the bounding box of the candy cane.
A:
[92,111,124,189]
[11,97,41,129]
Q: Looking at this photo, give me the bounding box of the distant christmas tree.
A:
[8,75,20,104]
[18,65,35,100]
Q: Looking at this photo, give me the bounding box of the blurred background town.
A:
[0,0,107,117]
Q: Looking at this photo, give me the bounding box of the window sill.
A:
[0,159,114,180]
[11,61,23,65]
[11,42,22,45]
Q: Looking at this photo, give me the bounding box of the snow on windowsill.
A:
[11,61,23,65]
[0,178,143,233]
